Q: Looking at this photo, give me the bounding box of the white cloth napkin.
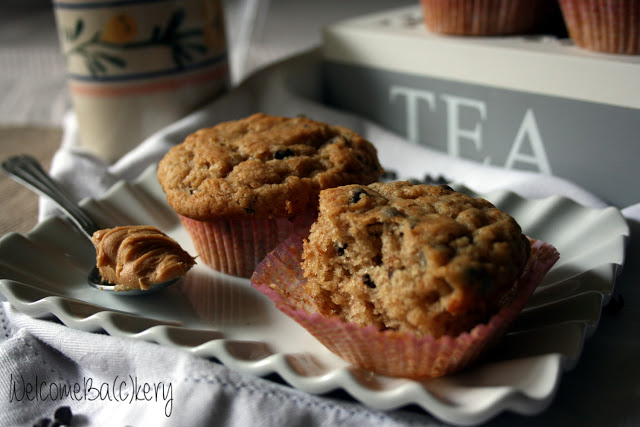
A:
[2,49,639,427]
[2,302,437,427]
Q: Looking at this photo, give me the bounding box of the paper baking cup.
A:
[251,237,559,379]
[558,0,640,54]
[181,212,316,278]
[420,0,543,36]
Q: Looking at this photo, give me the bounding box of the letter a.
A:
[504,109,552,174]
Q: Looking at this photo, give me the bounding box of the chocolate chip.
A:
[350,188,368,204]
[468,267,491,293]
[32,405,73,427]
[381,170,398,181]
[423,174,449,185]
[335,242,348,256]
[383,207,402,218]
[367,222,383,237]
[33,418,51,427]
[54,406,72,425]
[362,273,376,288]
[274,148,295,159]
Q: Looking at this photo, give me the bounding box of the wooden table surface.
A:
[0,126,62,236]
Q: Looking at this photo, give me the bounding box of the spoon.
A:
[1,154,177,295]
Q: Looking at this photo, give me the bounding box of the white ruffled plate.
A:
[0,165,629,425]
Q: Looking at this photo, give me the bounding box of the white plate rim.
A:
[0,164,630,426]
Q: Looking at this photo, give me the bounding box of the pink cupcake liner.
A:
[558,0,640,54]
[251,236,559,379]
[420,0,544,36]
[181,212,316,278]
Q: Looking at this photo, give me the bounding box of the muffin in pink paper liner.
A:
[301,182,534,339]
[180,213,315,278]
[252,182,559,378]
[157,113,383,278]
[558,0,640,54]
[251,235,559,379]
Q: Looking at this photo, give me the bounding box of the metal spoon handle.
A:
[1,155,100,239]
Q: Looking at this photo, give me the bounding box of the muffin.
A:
[301,182,531,338]
[558,0,640,54]
[157,113,383,277]
[252,182,559,378]
[420,0,545,36]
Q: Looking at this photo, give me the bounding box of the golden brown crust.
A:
[157,113,383,220]
[301,181,531,338]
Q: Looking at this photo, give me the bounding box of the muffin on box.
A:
[558,0,640,55]
[157,113,383,278]
[252,182,559,378]
[420,0,545,36]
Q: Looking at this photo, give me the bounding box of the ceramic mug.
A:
[53,0,230,162]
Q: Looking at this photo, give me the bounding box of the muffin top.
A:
[157,113,383,220]
[301,181,531,338]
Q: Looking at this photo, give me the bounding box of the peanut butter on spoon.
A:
[92,225,196,292]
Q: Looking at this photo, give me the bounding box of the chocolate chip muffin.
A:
[301,181,531,338]
[158,113,382,220]
[157,113,383,277]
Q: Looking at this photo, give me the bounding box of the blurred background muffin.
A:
[558,0,640,54]
[419,0,547,36]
